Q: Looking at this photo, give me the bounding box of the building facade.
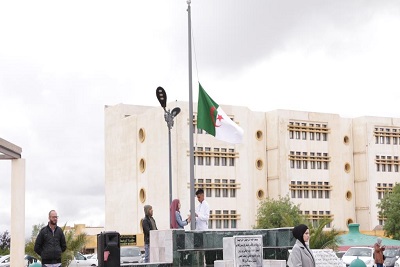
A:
[104,103,400,236]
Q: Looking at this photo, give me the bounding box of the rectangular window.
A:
[215,179,221,197]
[221,148,227,166]
[303,152,308,169]
[296,160,301,169]
[322,125,328,141]
[323,153,328,169]
[290,160,295,168]
[209,210,213,229]
[316,132,321,141]
[386,129,391,144]
[310,153,315,169]
[205,147,211,166]
[326,211,331,227]
[304,182,309,198]
[222,179,228,197]
[324,182,330,198]
[318,182,323,198]
[297,181,302,198]
[296,131,300,139]
[297,190,302,198]
[197,147,204,165]
[302,124,307,140]
[291,181,296,198]
[289,130,294,139]
[231,210,237,228]
[216,210,222,229]
[230,180,236,197]
[311,182,317,198]
[223,210,229,228]
[214,148,220,166]
[229,149,235,166]
[206,179,212,197]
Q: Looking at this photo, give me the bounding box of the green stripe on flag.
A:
[197,83,219,136]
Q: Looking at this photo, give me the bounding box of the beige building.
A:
[104,103,400,235]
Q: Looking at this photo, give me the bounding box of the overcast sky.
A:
[1,1,400,239]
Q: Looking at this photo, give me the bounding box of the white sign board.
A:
[234,235,263,267]
[312,249,343,267]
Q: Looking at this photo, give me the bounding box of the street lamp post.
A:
[156,86,181,225]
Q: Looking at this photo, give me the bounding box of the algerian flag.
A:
[197,83,244,144]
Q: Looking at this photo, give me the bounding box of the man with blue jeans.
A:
[142,205,157,263]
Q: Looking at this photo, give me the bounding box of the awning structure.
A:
[0,138,22,159]
[338,223,400,251]
[0,137,25,267]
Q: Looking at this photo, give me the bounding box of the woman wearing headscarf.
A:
[170,199,191,229]
[374,237,386,267]
[287,224,315,267]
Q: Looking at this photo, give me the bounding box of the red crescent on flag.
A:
[210,106,222,127]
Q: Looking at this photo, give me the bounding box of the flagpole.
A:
[187,0,195,230]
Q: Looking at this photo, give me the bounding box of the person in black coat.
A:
[142,205,157,263]
[34,210,67,266]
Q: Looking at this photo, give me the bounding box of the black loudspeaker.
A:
[97,231,121,267]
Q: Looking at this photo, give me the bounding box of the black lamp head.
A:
[156,86,167,108]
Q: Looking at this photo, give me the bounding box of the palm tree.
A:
[61,226,87,267]
[309,218,341,250]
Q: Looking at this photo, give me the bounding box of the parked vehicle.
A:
[69,252,97,267]
[120,246,143,264]
[336,251,346,259]
[0,255,10,267]
[393,254,400,267]
[384,248,400,267]
[341,247,374,267]
[0,254,41,267]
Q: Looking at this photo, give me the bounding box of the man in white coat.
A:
[195,188,210,230]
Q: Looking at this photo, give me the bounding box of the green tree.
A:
[254,195,307,229]
[309,218,341,250]
[377,183,400,239]
[25,223,87,267]
[254,196,340,250]
[0,230,11,255]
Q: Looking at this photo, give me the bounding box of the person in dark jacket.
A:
[142,205,157,263]
[34,210,67,267]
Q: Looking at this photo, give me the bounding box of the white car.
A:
[120,246,143,264]
[0,254,41,267]
[69,252,97,267]
[394,256,400,267]
[341,247,375,267]
[0,255,10,267]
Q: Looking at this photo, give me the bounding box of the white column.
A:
[10,158,25,267]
